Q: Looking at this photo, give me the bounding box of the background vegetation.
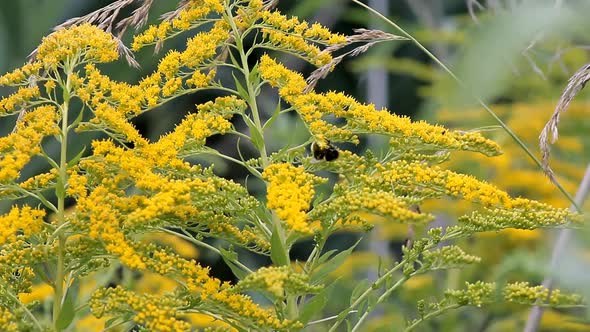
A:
[1,0,590,331]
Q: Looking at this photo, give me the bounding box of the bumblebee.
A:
[311,140,339,161]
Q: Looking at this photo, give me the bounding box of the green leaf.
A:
[104,312,133,329]
[67,107,85,130]
[263,100,281,130]
[227,47,239,67]
[55,288,76,330]
[67,146,86,168]
[249,63,261,96]
[270,224,289,266]
[311,192,325,208]
[350,279,370,306]
[310,239,361,284]
[36,193,55,212]
[104,317,119,329]
[314,249,337,267]
[40,146,59,169]
[219,248,250,280]
[232,72,248,100]
[299,281,337,324]
[243,115,264,151]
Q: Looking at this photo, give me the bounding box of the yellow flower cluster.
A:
[208,290,296,330]
[90,286,191,332]
[139,246,293,330]
[0,86,40,116]
[76,65,154,144]
[181,20,229,69]
[132,0,224,50]
[436,101,590,210]
[259,54,307,98]
[156,96,242,152]
[504,282,584,306]
[421,245,481,269]
[36,23,118,69]
[233,266,321,298]
[259,55,501,155]
[77,187,147,269]
[257,10,345,67]
[124,182,201,227]
[375,160,580,230]
[263,163,326,235]
[66,167,88,198]
[72,95,266,259]
[234,0,264,30]
[0,308,18,332]
[78,22,227,137]
[261,29,332,67]
[314,189,430,227]
[379,160,508,207]
[259,10,346,45]
[0,62,42,86]
[18,168,58,191]
[445,281,495,307]
[0,206,45,245]
[0,105,59,183]
[0,239,44,295]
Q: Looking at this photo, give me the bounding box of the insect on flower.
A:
[311,140,339,161]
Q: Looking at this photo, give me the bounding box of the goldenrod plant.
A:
[0,1,585,331]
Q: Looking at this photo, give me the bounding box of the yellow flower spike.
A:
[0,308,18,332]
[259,54,307,98]
[233,266,322,298]
[132,0,224,51]
[0,206,45,246]
[186,69,217,88]
[0,86,40,116]
[263,163,326,235]
[261,29,331,67]
[260,55,501,154]
[0,105,59,183]
[131,246,294,330]
[19,168,58,191]
[89,286,191,332]
[161,77,183,97]
[180,21,229,69]
[0,62,42,86]
[259,10,346,46]
[157,50,183,79]
[36,23,118,69]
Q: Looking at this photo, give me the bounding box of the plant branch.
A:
[404,303,462,332]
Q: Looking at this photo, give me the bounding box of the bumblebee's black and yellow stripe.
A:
[311,140,339,161]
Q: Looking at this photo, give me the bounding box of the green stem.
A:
[226,7,269,168]
[328,261,406,332]
[403,304,461,332]
[161,227,253,274]
[327,230,461,332]
[351,0,581,212]
[226,2,295,319]
[53,62,72,331]
[304,222,334,272]
[351,276,409,332]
